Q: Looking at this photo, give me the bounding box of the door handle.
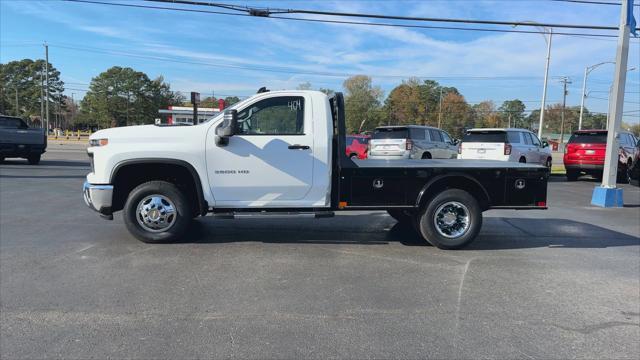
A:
[288,144,310,150]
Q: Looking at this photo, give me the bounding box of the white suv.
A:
[458,128,552,168]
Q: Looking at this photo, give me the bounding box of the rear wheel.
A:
[519,157,526,163]
[617,161,632,183]
[123,181,193,243]
[545,158,552,170]
[415,189,482,250]
[349,153,358,160]
[566,170,579,181]
[421,152,432,159]
[27,154,40,165]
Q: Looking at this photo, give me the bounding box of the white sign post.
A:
[591,0,635,207]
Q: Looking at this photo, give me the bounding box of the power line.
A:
[61,0,636,39]
[145,0,640,31]
[550,0,640,6]
[46,42,551,80]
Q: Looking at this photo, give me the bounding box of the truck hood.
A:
[90,124,204,144]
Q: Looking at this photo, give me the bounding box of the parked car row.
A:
[346,126,553,168]
[563,129,639,183]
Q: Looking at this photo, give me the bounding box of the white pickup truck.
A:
[84,90,548,249]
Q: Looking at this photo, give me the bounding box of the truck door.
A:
[206,95,315,205]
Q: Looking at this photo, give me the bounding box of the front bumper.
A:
[83,181,114,218]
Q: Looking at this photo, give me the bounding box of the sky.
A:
[1,0,639,123]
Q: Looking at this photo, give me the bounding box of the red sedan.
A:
[346,135,370,159]
[563,129,638,182]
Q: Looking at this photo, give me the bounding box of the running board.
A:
[210,211,335,219]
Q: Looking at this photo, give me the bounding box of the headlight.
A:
[89,138,109,147]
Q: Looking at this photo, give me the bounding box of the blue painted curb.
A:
[591,186,624,208]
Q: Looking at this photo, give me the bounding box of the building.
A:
[158,106,221,125]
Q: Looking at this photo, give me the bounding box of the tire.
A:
[415,189,482,250]
[387,209,414,224]
[617,162,632,184]
[519,157,526,163]
[566,170,579,181]
[545,158,552,170]
[123,181,193,243]
[27,154,41,165]
[349,154,358,160]
[421,152,432,159]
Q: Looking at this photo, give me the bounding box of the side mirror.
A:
[542,141,549,148]
[215,109,237,146]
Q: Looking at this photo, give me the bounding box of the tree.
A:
[223,96,241,107]
[319,88,335,97]
[472,101,501,128]
[0,58,64,124]
[78,67,181,128]
[383,79,460,128]
[440,92,473,138]
[527,104,582,136]
[342,75,383,133]
[296,82,312,90]
[498,99,526,128]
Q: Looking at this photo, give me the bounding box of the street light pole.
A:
[579,61,615,130]
[538,27,552,140]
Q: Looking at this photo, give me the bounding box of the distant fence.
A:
[48,130,91,141]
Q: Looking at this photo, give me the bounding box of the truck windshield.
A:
[463,131,506,143]
[0,117,28,129]
[373,128,408,139]
[568,132,607,144]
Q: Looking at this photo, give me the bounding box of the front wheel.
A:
[415,189,482,250]
[123,181,193,243]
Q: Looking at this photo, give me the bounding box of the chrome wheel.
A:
[433,201,470,239]
[136,194,177,233]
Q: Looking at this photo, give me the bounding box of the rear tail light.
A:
[536,201,546,207]
[504,144,512,155]
[406,138,413,150]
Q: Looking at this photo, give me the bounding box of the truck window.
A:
[462,131,506,143]
[0,116,28,129]
[428,129,443,142]
[373,128,408,139]
[409,128,425,140]
[236,96,304,135]
[568,132,607,144]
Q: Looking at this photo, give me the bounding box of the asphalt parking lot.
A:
[1,143,639,359]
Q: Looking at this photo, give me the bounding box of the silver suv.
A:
[368,125,458,160]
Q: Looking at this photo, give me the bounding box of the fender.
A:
[415,172,491,208]
[110,158,208,216]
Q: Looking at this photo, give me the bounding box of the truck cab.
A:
[84,90,548,249]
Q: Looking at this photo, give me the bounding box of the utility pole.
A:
[594,0,633,205]
[44,43,50,134]
[559,76,571,147]
[40,71,44,127]
[538,27,553,139]
[15,85,19,117]
[71,93,76,127]
[437,87,443,129]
